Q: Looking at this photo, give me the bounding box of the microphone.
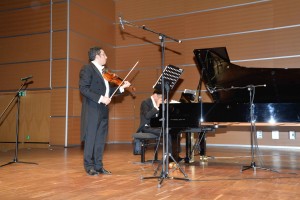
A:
[119,17,124,30]
[21,75,33,81]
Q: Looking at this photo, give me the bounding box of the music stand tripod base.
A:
[141,153,190,188]
[1,159,38,167]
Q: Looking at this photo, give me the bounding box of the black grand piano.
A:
[194,47,300,123]
[151,47,300,162]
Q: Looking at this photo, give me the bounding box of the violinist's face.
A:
[97,49,107,65]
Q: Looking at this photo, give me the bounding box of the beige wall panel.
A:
[52,0,65,3]
[67,117,81,145]
[112,0,300,145]
[116,2,271,47]
[174,66,200,91]
[0,3,50,37]
[115,1,273,46]
[49,117,65,145]
[184,3,273,40]
[115,0,259,20]
[69,60,82,88]
[70,3,115,45]
[112,95,135,118]
[69,32,115,67]
[0,0,50,11]
[115,17,185,46]
[107,119,116,141]
[207,131,250,146]
[227,28,300,61]
[50,88,66,116]
[180,28,300,67]
[122,68,161,93]
[113,119,135,141]
[207,129,300,147]
[69,88,81,117]
[255,132,300,146]
[52,2,67,31]
[0,34,50,64]
[19,91,50,143]
[235,57,300,69]
[52,31,67,59]
[0,91,50,143]
[115,2,300,66]
[115,43,184,69]
[52,59,67,87]
[72,0,115,21]
[274,0,300,26]
[0,94,17,142]
[0,61,50,91]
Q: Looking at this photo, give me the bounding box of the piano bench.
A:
[132,132,159,163]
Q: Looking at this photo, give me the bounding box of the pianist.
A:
[136,90,173,155]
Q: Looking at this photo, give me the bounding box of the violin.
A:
[102,70,136,92]
[102,61,139,98]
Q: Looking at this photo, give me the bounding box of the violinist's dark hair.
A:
[88,46,102,62]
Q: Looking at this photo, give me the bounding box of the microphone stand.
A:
[120,18,189,187]
[210,84,270,172]
[0,79,38,167]
[240,85,270,172]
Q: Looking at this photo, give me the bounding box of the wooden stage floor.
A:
[0,144,300,200]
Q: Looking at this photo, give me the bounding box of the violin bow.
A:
[109,60,139,99]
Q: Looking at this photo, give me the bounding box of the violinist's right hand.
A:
[100,96,111,105]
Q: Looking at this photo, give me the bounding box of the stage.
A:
[0,144,300,199]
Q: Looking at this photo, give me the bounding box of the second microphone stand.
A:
[210,84,268,172]
[0,79,38,167]
[240,85,269,172]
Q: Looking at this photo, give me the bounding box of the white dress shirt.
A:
[91,61,124,104]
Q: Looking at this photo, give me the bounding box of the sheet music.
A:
[153,65,184,91]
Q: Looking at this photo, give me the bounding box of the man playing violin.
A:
[79,46,131,176]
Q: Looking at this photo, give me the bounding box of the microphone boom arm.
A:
[120,18,181,43]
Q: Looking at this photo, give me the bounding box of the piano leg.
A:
[184,131,208,163]
[184,132,193,163]
[198,132,209,162]
[199,132,206,156]
[171,131,181,162]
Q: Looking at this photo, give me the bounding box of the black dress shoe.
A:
[97,167,112,175]
[86,169,99,176]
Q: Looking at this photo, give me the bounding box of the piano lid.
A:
[194,47,300,104]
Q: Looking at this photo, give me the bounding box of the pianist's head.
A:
[152,89,163,106]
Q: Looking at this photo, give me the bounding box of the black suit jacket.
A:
[137,97,159,132]
[79,63,119,141]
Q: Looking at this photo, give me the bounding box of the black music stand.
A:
[142,65,189,187]
[0,79,38,167]
[119,16,187,187]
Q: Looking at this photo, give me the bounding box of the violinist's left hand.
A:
[121,81,131,89]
